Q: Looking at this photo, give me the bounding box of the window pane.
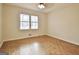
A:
[20,22,29,29]
[20,14,29,21]
[31,22,38,29]
[31,16,38,29]
[31,16,38,22]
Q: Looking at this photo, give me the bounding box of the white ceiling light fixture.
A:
[38,3,45,9]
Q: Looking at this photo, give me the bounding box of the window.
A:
[20,14,38,30]
[31,16,38,29]
[20,14,30,30]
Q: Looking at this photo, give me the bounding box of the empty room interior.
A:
[0,3,79,55]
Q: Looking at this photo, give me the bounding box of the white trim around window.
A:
[19,13,39,30]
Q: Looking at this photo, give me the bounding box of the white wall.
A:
[3,4,47,41]
[0,4,3,47]
[48,4,79,45]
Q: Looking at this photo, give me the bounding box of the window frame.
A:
[19,13,39,30]
[31,15,39,30]
[19,13,30,30]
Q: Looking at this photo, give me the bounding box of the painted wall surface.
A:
[0,4,3,47]
[48,4,79,45]
[3,4,47,41]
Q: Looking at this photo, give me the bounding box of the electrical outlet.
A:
[28,34,32,36]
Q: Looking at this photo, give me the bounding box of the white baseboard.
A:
[3,34,79,46]
[3,34,44,42]
[47,34,79,46]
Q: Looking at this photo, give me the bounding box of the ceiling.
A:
[6,3,79,13]
[6,3,55,13]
